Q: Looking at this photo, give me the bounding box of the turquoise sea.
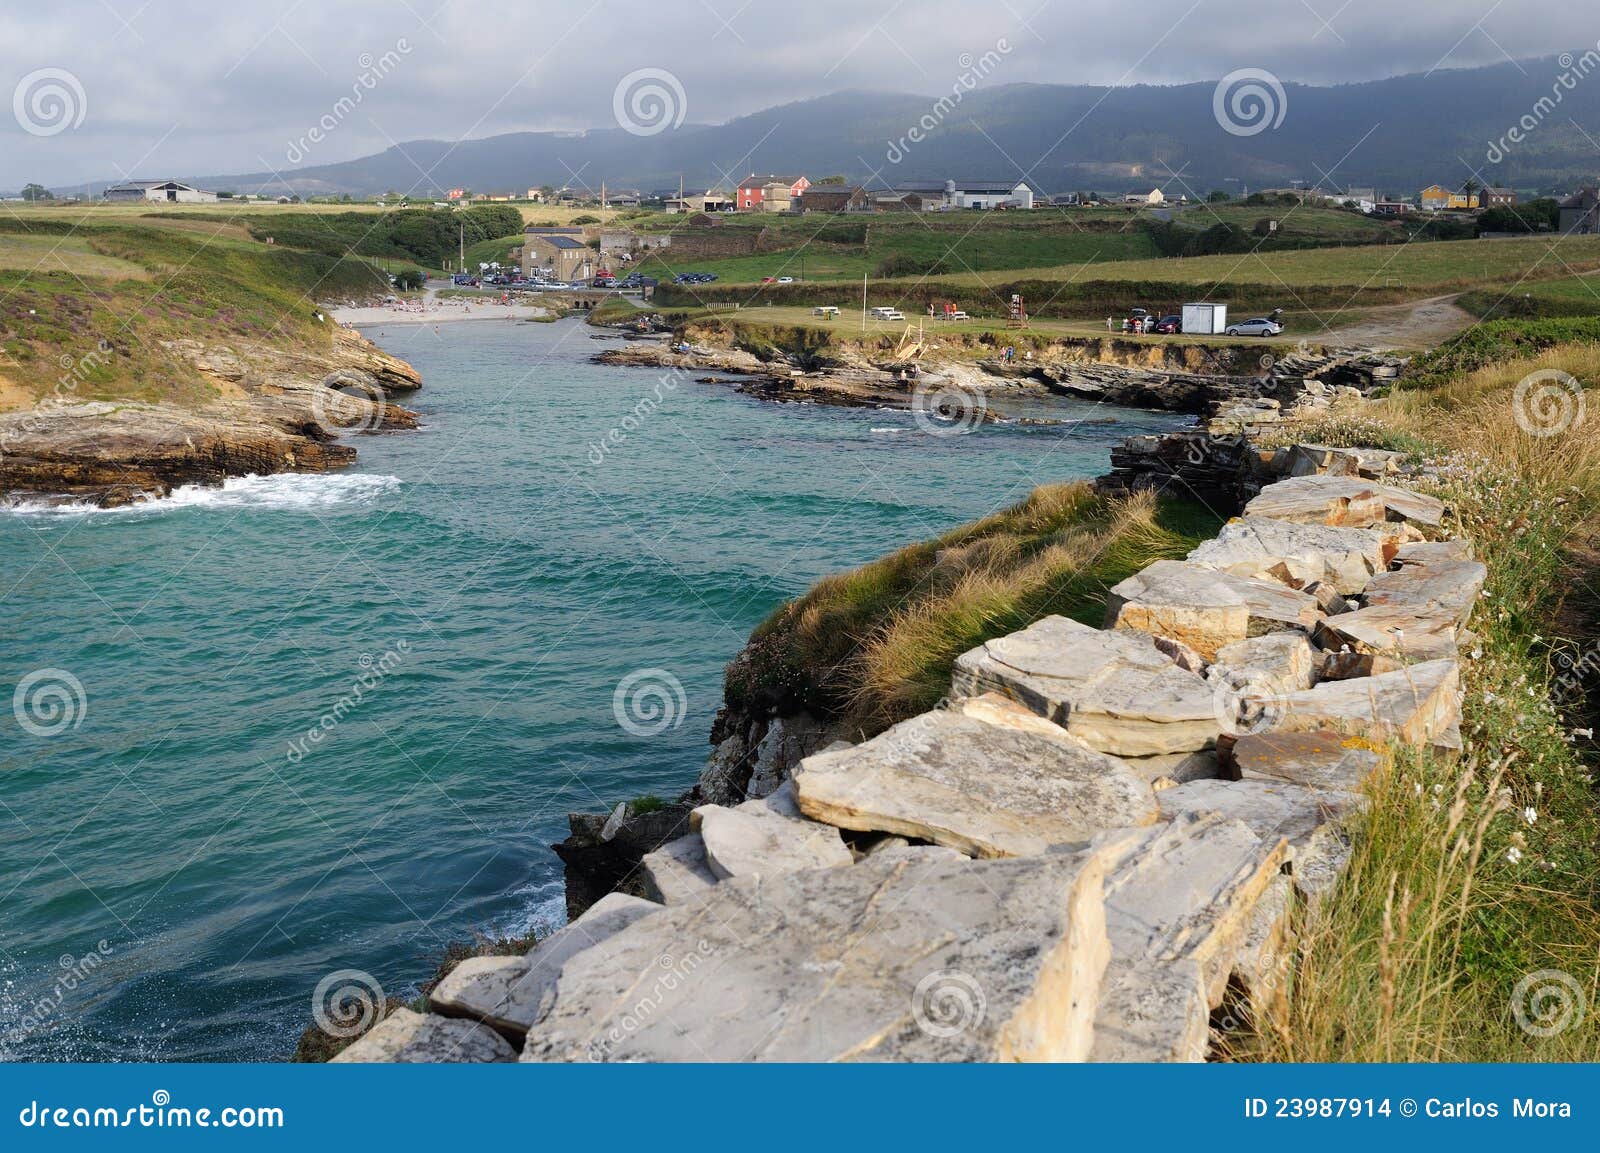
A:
[0,318,1186,1060]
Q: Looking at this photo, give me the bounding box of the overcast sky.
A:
[2,0,1587,188]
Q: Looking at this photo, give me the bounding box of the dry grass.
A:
[728,484,1222,738]
[1245,343,1600,1061]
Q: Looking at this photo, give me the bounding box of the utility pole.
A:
[458,221,465,273]
[862,272,868,333]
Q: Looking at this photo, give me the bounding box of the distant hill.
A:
[121,58,1600,199]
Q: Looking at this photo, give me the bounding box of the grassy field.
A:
[0,233,150,279]
[1169,202,1404,244]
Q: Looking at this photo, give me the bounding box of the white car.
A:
[777,276,794,284]
[1225,318,1284,337]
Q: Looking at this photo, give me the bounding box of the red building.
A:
[737,174,810,211]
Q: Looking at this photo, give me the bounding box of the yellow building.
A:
[1419,184,1479,211]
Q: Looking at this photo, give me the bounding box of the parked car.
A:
[1154,315,1182,334]
[777,276,795,284]
[1225,317,1284,337]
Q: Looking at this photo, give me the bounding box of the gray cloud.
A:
[2,0,1588,188]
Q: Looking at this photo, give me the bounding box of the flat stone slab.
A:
[1229,730,1384,794]
[1189,517,1391,595]
[330,1007,517,1063]
[1210,633,1316,698]
[1270,658,1461,748]
[1105,560,1321,660]
[1362,558,1486,628]
[951,615,1219,756]
[521,840,1141,1062]
[1090,812,1287,1061]
[792,696,1158,858]
[692,783,852,880]
[1313,603,1460,668]
[1156,778,1366,855]
[1393,538,1474,565]
[428,892,660,1041]
[1245,475,1445,528]
[640,832,719,905]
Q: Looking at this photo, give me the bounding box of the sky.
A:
[2,0,1587,189]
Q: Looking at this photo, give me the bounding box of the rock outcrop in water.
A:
[0,327,421,508]
[337,432,1479,1063]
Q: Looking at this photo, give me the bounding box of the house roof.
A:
[739,175,804,191]
[529,234,588,250]
[107,180,202,191]
[1561,188,1599,209]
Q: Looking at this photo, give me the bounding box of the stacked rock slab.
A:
[334,447,1473,1065]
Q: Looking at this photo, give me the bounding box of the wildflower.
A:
[1506,846,1523,864]
[1524,806,1538,826]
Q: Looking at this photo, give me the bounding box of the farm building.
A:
[521,229,595,281]
[103,180,218,203]
[1480,186,1517,208]
[799,185,869,213]
[1559,188,1600,235]
[737,175,810,211]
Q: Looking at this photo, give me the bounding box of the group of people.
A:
[1109,313,1158,334]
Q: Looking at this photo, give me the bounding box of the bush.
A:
[392,268,426,291]
[1403,316,1600,388]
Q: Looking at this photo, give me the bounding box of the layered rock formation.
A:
[0,326,421,507]
[339,457,1475,1064]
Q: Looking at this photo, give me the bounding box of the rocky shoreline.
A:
[0,327,421,508]
[334,382,1481,1061]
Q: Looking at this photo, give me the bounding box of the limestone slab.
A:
[1156,778,1366,861]
[1228,730,1383,794]
[1188,517,1390,595]
[692,787,852,880]
[428,892,660,1041]
[951,615,1219,756]
[1210,633,1317,699]
[521,840,1140,1062]
[1313,603,1460,667]
[1244,475,1444,528]
[1270,658,1461,748]
[1362,558,1486,628]
[1105,560,1321,659]
[639,832,720,905]
[792,698,1158,858]
[329,1007,517,1063]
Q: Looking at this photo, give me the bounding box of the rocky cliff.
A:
[0,326,421,507]
[336,413,1480,1062]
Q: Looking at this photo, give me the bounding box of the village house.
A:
[799,185,869,213]
[1481,186,1517,208]
[665,189,734,214]
[521,226,595,281]
[103,180,218,203]
[737,175,810,211]
[1559,188,1600,235]
[1121,188,1166,206]
[1372,197,1413,216]
[1418,184,1479,211]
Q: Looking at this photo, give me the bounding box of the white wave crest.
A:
[4,473,401,519]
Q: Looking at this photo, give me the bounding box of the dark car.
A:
[1155,315,1182,334]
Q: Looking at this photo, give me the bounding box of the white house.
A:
[104,180,218,204]
[1121,188,1166,206]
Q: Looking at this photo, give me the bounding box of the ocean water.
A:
[0,319,1186,1060]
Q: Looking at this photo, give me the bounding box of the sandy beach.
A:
[330,296,554,326]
